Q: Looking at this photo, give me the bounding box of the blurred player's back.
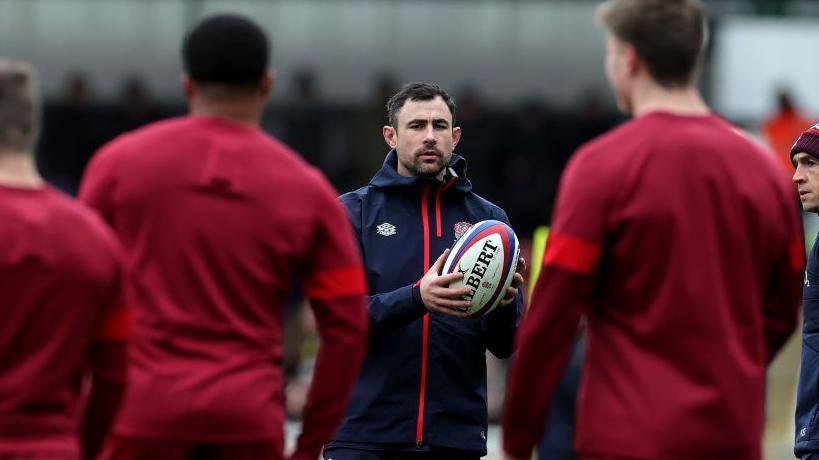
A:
[502,2,803,459]
[0,60,127,460]
[505,112,803,460]
[79,14,368,460]
[82,116,336,440]
[571,112,798,456]
[0,186,126,459]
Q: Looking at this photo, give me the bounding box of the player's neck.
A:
[189,99,264,127]
[630,80,709,118]
[0,151,44,188]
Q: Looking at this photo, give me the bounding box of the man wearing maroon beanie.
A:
[793,123,819,460]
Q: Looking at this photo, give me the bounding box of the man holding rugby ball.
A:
[326,82,524,460]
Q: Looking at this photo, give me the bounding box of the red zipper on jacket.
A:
[435,177,457,238]
[416,183,432,446]
[416,178,456,446]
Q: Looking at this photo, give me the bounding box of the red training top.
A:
[0,184,128,459]
[503,112,804,460]
[79,116,369,460]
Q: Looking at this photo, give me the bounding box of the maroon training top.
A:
[503,112,804,460]
[79,116,369,460]
[0,184,128,458]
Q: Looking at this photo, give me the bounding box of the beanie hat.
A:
[791,122,819,164]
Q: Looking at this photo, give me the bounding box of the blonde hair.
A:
[0,59,38,152]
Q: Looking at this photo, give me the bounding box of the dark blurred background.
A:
[35,70,623,236]
[8,0,815,236]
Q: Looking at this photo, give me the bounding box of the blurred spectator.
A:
[282,70,327,167]
[38,73,108,194]
[345,73,398,189]
[453,86,500,201]
[108,76,163,135]
[280,69,352,188]
[761,88,813,177]
[496,101,571,235]
[573,88,621,148]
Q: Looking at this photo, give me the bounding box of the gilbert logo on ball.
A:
[441,220,519,318]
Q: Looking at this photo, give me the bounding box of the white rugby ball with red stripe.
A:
[441,220,520,318]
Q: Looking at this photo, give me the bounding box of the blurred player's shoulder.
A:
[82,117,188,175]
[572,116,639,161]
[731,125,798,199]
[241,126,343,201]
[720,118,784,165]
[3,185,125,281]
[103,116,189,149]
[44,186,122,252]
[87,115,324,183]
[260,130,325,175]
[562,117,639,180]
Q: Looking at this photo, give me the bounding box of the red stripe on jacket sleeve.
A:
[543,232,601,275]
[303,265,368,299]
[95,308,131,342]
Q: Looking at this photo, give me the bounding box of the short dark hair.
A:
[182,14,270,88]
[598,0,706,87]
[386,82,456,128]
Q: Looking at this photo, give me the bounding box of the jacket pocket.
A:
[433,313,480,339]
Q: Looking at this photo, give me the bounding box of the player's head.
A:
[0,59,38,155]
[597,0,706,113]
[792,123,819,213]
[383,82,461,179]
[181,14,273,102]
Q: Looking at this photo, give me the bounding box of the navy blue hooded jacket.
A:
[797,233,819,459]
[330,151,523,455]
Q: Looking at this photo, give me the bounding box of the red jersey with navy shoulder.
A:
[0,183,128,459]
[79,115,369,460]
[503,112,804,460]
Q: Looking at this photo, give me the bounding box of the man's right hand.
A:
[419,249,473,318]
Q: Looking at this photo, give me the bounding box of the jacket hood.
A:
[369,150,472,193]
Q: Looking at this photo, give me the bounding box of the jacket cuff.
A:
[411,284,427,313]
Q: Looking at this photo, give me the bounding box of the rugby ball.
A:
[441,220,520,318]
